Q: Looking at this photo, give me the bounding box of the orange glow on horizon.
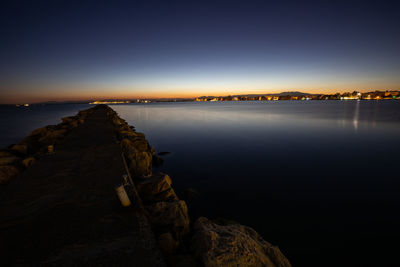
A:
[1,85,399,104]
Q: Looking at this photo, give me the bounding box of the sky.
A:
[1,0,400,103]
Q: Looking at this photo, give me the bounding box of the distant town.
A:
[88,90,400,104]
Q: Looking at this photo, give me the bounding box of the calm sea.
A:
[111,101,400,267]
[0,104,90,148]
[1,101,400,266]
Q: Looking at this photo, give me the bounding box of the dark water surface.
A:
[111,101,400,267]
[0,104,90,148]
[1,101,399,266]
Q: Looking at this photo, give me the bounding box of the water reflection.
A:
[111,101,400,267]
[353,100,360,131]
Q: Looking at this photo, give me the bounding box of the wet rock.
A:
[22,157,36,168]
[0,165,20,184]
[158,232,179,255]
[146,200,190,239]
[137,173,178,203]
[192,217,292,267]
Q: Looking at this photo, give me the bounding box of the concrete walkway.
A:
[0,107,166,266]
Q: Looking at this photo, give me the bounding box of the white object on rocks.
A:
[115,184,131,207]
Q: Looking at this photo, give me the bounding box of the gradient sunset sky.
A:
[1,0,400,103]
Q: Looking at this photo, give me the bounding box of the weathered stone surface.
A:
[62,116,79,128]
[192,217,292,267]
[22,157,36,168]
[158,232,179,255]
[10,144,28,155]
[132,139,149,151]
[137,173,179,203]
[121,138,152,177]
[0,156,20,166]
[146,200,190,239]
[0,165,20,184]
[38,129,67,145]
[30,127,47,137]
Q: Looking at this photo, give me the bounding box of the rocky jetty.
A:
[0,108,95,184]
[0,105,292,266]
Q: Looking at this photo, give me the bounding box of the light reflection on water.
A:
[112,101,400,267]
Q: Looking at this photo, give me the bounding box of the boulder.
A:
[192,217,292,267]
[0,165,20,184]
[0,151,15,157]
[137,173,179,203]
[0,156,20,166]
[38,129,67,145]
[146,200,190,239]
[29,127,47,137]
[118,130,139,140]
[10,144,28,155]
[152,155,164,166]
[132,139,149,151]
[121,139,152,177]
[61,116,79,128]
[158,232,179,255]
[22,157,36,168]
[183,188,200,203]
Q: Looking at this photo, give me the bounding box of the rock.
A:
[118,130,137,139]
[192,217,292,267]
[146,200,190,239]
[0,151,15,157]
[38,129,67,145]
[152,155,164,166]
[0,156,20,166]
[29,127,47,137]
[137,173,179,203]
[10,144,28,155]
[61,116,79,128]
[121,139,152,177]
[22,157,36,168]
[158,151,171,156]
[183,188,199,203]
[132,139,149,151]
[158,232,179,255]
[0,165,20,184]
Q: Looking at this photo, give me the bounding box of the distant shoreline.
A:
[3,90,399,105]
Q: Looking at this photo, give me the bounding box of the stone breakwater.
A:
[0,108,96,184]
[0,105,292,267]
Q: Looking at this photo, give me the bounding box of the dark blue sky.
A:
[1,0,399,103]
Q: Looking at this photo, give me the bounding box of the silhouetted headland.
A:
[0,105,291,266]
